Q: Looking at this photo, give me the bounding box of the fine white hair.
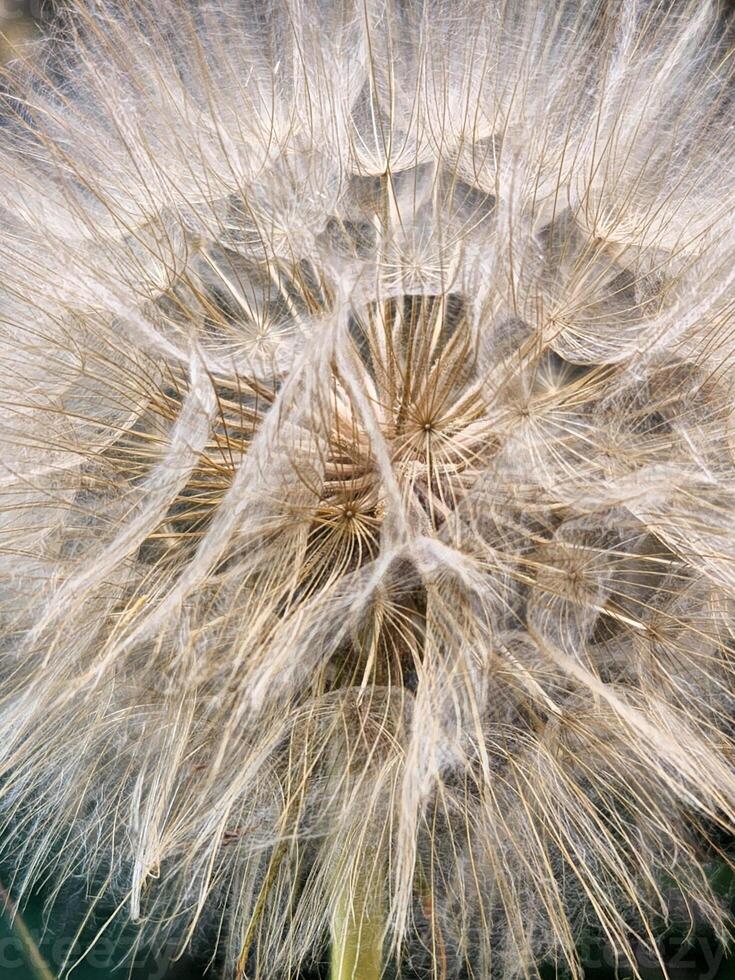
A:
[1,1,735,977]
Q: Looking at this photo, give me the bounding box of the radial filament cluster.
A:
[1,3,735,979]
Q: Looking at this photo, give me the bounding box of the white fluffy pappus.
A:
[1,1,735,977]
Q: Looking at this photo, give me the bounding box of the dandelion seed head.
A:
[1,0,735,977]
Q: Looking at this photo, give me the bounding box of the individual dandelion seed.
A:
[3,1,735,978]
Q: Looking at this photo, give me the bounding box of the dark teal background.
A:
[3,885,735,980]
[0,888,204,979]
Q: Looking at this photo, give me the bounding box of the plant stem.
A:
[330,864,384,980]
